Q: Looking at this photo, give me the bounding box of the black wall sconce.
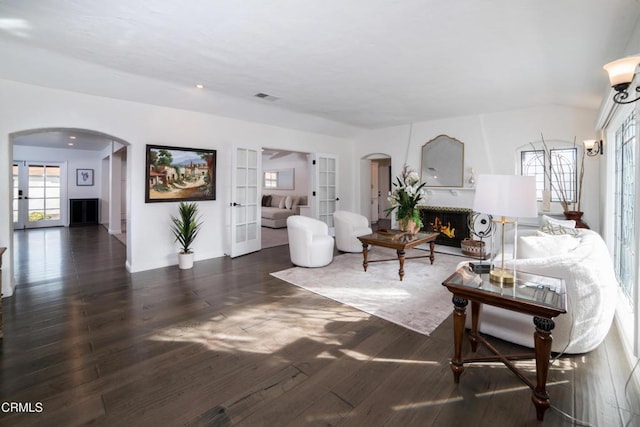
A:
[583,139,603,157]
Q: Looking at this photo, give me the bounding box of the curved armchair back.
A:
[333,210,372,252]
[286,216,334,267]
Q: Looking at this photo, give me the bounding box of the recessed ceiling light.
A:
[68,142,74,146]
[254,92,280,101]
[69,135,76,139]
[195,84,204,89]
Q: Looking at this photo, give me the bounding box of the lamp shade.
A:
[603,56,640,88]
[473,174,537,219]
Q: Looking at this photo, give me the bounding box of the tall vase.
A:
[563,210,589,229]
[399,217,420,235]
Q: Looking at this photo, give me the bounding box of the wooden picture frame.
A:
[145,144,217,203]
[76,168,94,186]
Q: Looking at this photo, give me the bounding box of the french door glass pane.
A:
[28,164,61,222]
[12,164,19,222]
[614,111,636,305]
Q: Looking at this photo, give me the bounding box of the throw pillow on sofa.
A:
[278,196,286,209]
[540,222,579,236]
[517,232,580,259]
[261,195,272,207]
[541,214,575,228]
[285,195,296,210]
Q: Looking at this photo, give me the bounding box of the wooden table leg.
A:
[532,316,554,420]
[469,301,480,352]
[397,249,406,281]
[450,295,468,383]
[362,243,369,272]
[429,241,435,264]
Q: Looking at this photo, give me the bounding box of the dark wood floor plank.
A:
[1,226,637,426]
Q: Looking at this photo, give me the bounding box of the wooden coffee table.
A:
[357,230,439,281]
[442,266,567,420]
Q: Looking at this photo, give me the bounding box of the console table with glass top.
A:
[442,266,567,421]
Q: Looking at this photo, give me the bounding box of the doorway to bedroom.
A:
[260,148,311,249]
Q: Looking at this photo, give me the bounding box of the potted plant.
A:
[385,164,427,234]
[170,201,202,269]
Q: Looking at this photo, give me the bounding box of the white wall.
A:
[262,151,310,197]
[354,105,599,228]
[13,145,103,201]
[0,79,355,297]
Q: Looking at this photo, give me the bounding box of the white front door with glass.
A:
[13,161,65,229]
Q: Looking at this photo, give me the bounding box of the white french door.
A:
[13,161,65,229]
[229,147,261,257]
[313,153,339,229]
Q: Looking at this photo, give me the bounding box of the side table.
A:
[442,266,567,420]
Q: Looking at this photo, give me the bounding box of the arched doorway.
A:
[11,127,131,260]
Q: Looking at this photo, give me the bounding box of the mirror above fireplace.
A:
[421,135,464,187]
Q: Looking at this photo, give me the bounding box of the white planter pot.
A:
[178,252,194,269]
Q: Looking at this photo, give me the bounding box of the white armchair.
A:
[286,216,334,267]
[333,210,372,253]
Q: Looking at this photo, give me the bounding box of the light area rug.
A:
[271,247,472,336]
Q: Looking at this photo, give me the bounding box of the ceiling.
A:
[1,0,639,137]
[12,129,113,151]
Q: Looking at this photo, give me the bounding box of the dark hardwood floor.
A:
[1,226,638,426]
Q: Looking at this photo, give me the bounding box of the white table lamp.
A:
[473,174,537,284]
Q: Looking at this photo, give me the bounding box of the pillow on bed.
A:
[517,233,580,259]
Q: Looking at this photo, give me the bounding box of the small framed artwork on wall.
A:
[76,168,94,186]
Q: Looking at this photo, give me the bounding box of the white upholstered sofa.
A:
[467,222,618,354]
[261,194,308,228]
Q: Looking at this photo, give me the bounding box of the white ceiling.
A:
[1,0,639,138]
[12,129,113,151]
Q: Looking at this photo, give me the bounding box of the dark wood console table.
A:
[442,266,566,420]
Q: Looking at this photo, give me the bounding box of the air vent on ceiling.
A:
[254,92,280,102]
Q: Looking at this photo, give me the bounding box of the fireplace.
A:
[419,206,472,247]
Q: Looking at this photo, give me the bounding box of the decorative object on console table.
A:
[385,164,426,235]
[461,212,494,259]
[473,174,537,285]
[563,210,589,229]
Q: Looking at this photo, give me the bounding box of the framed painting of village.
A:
[145,144,216,203]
